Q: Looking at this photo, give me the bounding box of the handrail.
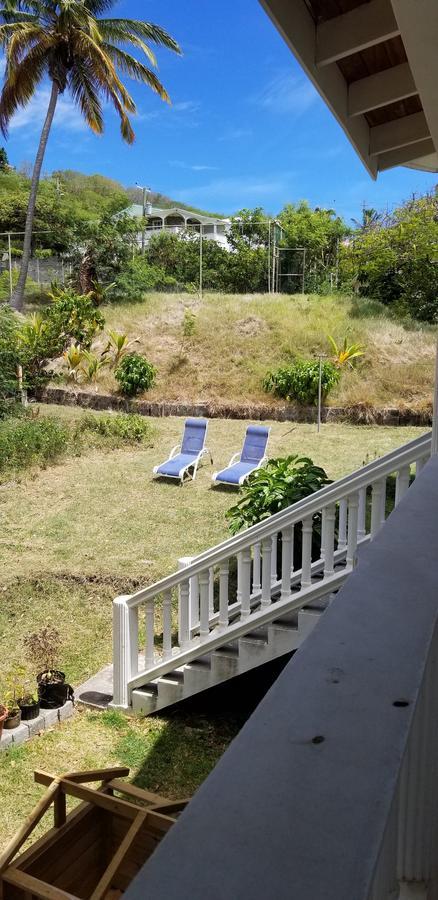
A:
[126,431,431,608]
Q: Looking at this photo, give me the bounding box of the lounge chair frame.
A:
[153,420,212,485]
[212,426,270,488]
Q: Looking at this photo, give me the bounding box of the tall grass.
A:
[99,292,436,409]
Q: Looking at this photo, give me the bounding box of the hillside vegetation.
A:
[91,292,436,411]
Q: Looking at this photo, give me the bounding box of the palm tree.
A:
[0,0,180,310]
[351,208,381,232]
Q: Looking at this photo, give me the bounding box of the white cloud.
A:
[173,174,291,206]
[9,88,87,133]
[254,71,319,116]
[172,100,200,114]
[170,160,218,172]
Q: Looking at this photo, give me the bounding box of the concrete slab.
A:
[76,664,114,709]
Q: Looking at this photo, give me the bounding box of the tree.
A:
[351,207,381,232]
[0,145,9,171]
[0,1,180,311]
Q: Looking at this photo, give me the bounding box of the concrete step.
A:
[297,607,325,640]
[183,657,212,696]
[238,631,270,671]
[157,671,185,706]
[211,644,240,682]
[268,618,301,655]
[132,683,158,716]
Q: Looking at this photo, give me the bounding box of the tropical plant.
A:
[351,208,381,231]
[0,1,180,310]
[80,348,107,382]
[327,335,364,368]
[226,455,331,534]
[115,352,156,397]
[263,359,340,405]
[103,329,134,367]
[62,343,85,381]
[0,145,8,171]
[2,665,26,713]
[0,302,19,411]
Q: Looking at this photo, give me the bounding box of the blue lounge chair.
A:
[212,425,270,487]
[153,418,212,484]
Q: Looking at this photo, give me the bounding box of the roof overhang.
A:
[259,0,438,176]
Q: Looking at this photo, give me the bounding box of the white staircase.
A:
[111,432,431,716]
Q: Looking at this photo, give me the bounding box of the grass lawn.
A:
[78,292,438,411]
[0,402,429,848]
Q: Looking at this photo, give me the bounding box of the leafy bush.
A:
[263,359,340,405]
[226,455,331,534]
[327,335,364,368]
[75,413,153,446]
[115,353,156,396]
[0,303,19,412]
[0,415,69,476]
[18,287,105,391]
[108,258,176,303]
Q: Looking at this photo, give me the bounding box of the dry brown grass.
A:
[80,292,438,411]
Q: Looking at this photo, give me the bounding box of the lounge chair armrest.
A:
[228,452,241,466]
[169,445,181,460]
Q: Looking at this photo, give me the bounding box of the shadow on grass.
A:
[110,655,292,800]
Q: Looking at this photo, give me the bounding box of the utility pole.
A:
[136,183,150,255]
[7,232,13,301]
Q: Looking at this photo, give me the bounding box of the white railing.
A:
[112,432,431,708]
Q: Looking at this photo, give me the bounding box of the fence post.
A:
[112,595,138,709]
[178,557,198,641]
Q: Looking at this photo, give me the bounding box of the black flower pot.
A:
[37,670,69,709]
[19,699,40,721]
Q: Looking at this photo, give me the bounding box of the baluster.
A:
[261,536,272,606]
[371,480,385,538]
[236,551,243,606]
[162,590,172,661]
[219,561,229,629]
[346,492,359,570]
[179,579,190,650]
[338,499,348,551]
[271,533,278,584]
[380,477,387,528]
[208,566,215,618]
[145,600,155,670]
[395,464,411,507]
[199,569,210,638]
[112,596,138,709]
[320,508,327,560]
[240,548,252,618]
[358,487,366,539]
[281,526,293,600]
[290,525,295,576]
[301,516,313,588]
[322,504,336,578]
[252,542,261,593]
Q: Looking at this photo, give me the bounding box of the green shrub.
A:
[75,413,153,446]
[115,353,156,397]
[263,359,340,405]
[18,287,105,392]
[226,455,331,534]
[0,416,69,476]
[0,304,19,413]
[108,258,177,303]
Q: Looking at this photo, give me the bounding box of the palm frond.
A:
[98,19,181,54]
[103,44,170,101]
[72,29,136,112]
[84,0,117,12]
[0,39,48,134]
[68,57,103,134]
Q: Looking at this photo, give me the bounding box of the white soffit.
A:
[259,0,438,176]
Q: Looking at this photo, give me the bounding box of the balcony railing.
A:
[112,431,431,710]
[124,453,438,900]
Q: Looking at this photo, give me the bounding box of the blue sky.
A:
[3,0,437,221]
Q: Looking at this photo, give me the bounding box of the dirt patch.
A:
[235,316,267,336]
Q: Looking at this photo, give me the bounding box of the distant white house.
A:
[119,204,231,249]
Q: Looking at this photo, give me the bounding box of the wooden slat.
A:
[2,868,76,900]
[107,780,169,806]
[34,768,130,787]
[377,137,435,170]
[14,804,91,871]
[370,110,430,155]
[52,780,177,830]
[348,62,417,116]
[149,800,190,816]
[89,812,147,900]
[0,781,60,874]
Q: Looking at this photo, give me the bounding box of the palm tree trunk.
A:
[12,81,59,311]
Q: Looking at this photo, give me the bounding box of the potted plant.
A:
[24,627,73,709]
[18,690,40,721]
[0,705,8,739]
[2,667,26,729]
